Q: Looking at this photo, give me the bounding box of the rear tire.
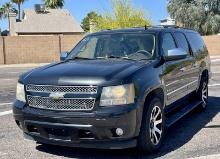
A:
[196,76,208,111]
[137,96,165,152]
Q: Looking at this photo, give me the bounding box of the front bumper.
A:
[13,100,142,149]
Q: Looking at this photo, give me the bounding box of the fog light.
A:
[116,128,123,136]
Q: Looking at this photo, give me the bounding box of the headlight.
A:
[16,83,26,102]
[100,84,135,106]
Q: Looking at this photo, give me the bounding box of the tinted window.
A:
[174,32,189,54]
[162,33,176,55]
[185,33,207,55]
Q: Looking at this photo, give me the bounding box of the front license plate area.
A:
[46,127,76,141]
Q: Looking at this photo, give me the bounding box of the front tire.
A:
[137,96,165,152]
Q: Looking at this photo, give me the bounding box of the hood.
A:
[21,59,147,86]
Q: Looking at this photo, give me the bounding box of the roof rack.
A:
[130,25,163,30]
[101,28,112,31]
[156,25,194,31]
[100,25,194,32]
[158,25,179,28]
[130,25,181,30]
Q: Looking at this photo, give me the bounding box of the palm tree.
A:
[11,0,26,20]
[43,0,64,9]
[0,2,16,20]
[0,7,4,19]
[0,2,17,33]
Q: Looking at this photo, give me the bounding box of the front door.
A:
[162,32,192,106]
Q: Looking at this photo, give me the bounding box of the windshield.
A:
[68,33,156,61]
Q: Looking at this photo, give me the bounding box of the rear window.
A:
[185,33,207,56]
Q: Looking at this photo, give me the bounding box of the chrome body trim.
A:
[167,80,198,96]
[26,84,98,94]
[27,95,96,111]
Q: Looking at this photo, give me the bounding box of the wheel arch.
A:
[196,68,209,93]
[201,69,209,80]
[135,85,165,136]
[143,85,165,108]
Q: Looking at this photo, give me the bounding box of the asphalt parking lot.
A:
[0,59,219,159]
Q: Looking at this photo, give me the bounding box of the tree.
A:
[43,0,64,9]
[0,2,17,33]
[11,0,26,20]
[0,2,16,20]
[81,11,101,32]
[168,0,220,35]
[94,0,151,31]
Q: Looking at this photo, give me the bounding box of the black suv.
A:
[13,26,211,152]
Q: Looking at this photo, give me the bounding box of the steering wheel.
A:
[128,50,152,59]
[136,50,152,57]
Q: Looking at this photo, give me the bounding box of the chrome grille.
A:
[27,96,95,111]
[26,85,97,94]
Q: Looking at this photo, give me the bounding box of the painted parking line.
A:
[0,110,12,116]
[212,72,220,74]
[211,59,220,62]
[0,72,21,74]
[0,103,13,116]
[0,79,16,81]
[0,102,13,106]
[0,152,7,157]
[208,84,220,87]
[211,76,220,79]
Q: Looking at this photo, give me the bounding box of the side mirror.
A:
[60,51,69,61]
[164,48,187,61]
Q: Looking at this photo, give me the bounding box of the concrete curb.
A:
[210,56,220,59]
[0,63,48,68]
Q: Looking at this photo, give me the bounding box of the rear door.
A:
[185,32,208,92]
[173,32,199,94]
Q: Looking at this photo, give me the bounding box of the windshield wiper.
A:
[108,55,122,59]
[67,56,141,61]
[120,56,137,61]
[96,57,107,59]
[99,55,136,61]
[66,57,93,61]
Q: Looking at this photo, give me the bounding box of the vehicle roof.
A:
[89,26,198,36]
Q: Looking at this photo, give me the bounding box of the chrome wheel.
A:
[149,105,163,145]
[201,82,208,107]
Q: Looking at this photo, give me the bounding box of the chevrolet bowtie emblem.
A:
[49,92,65,100]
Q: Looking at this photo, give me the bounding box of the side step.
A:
[166,100,202,127]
